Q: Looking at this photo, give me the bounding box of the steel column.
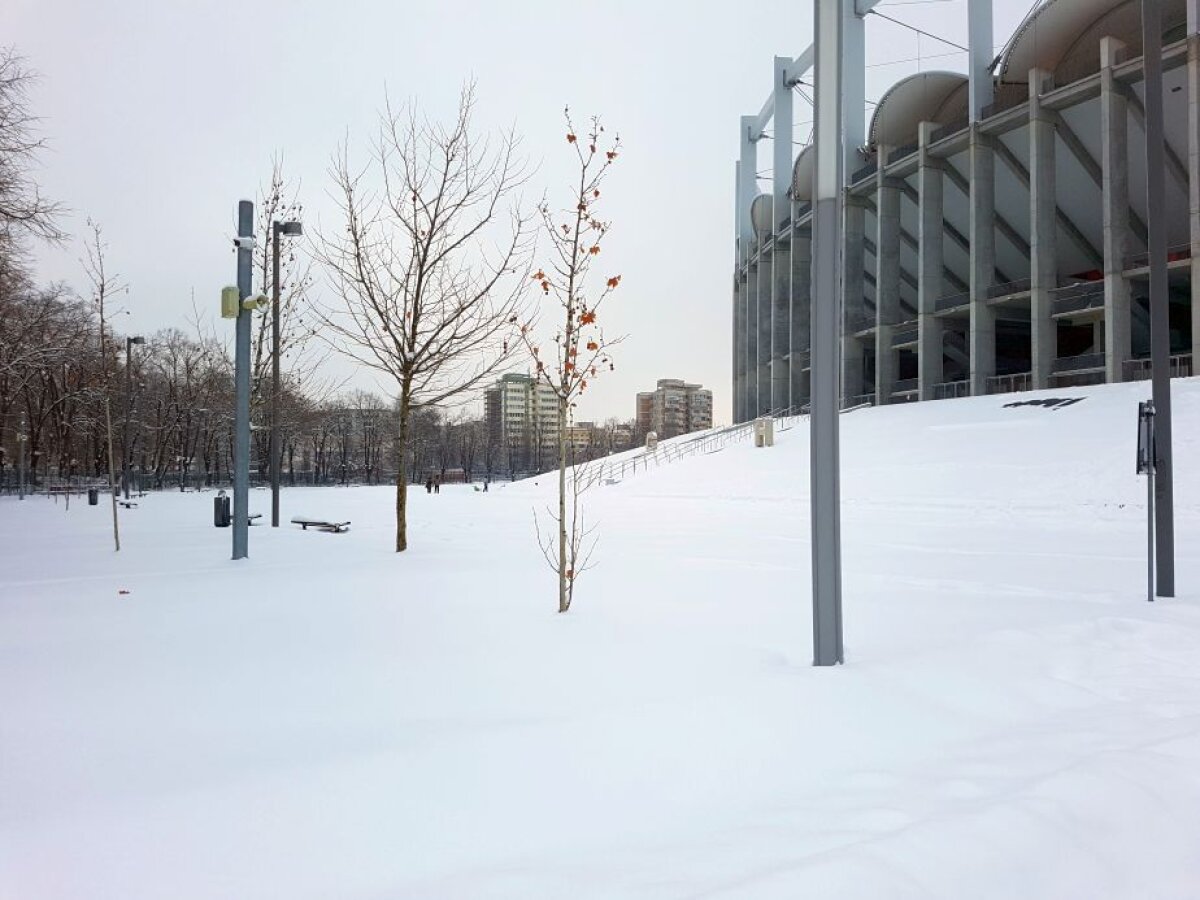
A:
[810,0,844,666]
[1143,0,1176,597]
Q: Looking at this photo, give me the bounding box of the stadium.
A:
[733,0,1199,419]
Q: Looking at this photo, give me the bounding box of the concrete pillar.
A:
[757,240,773,414]
[875,153,902,404]
[842,197,868,402]
[733,162,743,423]
[746,252,759,417]
[969,124,997,395]
[772,234,792,411]
[1101,37,1133,384]
[1188,3,1200,363]
[917,122,945,399]
[771,56,794,413]
[842,0,867,176]
[968,0,994,121]
[739,117,759,419]
[791,221,812,409]
[1029,68,1058,389]
[733,269,743,423]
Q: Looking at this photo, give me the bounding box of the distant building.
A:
[564,422,593,457]
[636,379,714,440]
[610,422,634,451]
[635,392,654,440]
[484,373,561,475]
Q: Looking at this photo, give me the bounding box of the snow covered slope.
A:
[2,379,1199,899]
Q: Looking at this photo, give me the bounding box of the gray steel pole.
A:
[17,412,26,501]
[233,200,254,560]
[271,221,281,527]
[1142,0,1175,597]
[123,337,133,500]
[1148,443,1156,604]
[810,0,844,666]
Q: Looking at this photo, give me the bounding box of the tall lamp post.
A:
[809,0,845,665]
[1141,0,1175,596]
[17,412,27,501]
[233,200,255,561]
[123,335,145,500]
[270,219,303,527]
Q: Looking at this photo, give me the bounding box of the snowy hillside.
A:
[2,379,1199,899]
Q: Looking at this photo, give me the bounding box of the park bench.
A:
[291,516,351,534]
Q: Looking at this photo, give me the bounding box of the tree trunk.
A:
[558,397,569,613]
[103,396,120,552]
[395,388,411,552]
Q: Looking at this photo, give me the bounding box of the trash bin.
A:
[87,488,99,506]
[214,491,231,527]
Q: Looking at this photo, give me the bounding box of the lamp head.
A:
[278,220,303,238]
[243,292,270,312]
[129,335,146,345]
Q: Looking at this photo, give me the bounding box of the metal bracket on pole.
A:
[1137,400,1156,603]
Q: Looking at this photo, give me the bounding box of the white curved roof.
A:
[998,0,1187,84]
[750,194,773,238]
[791,146,813,202]
[868,71,969,150]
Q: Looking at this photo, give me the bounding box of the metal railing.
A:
[887,142,918,164]
[892,378,919,394]
[985,372,1032,395]
[986,278,1032,300]
[851,161,878,184]
[1052,352,1106,374]
[843,393,876,409]
[1123,243,1191,270]
[936,290,970,312]
[577,399,877,488]
[1123,354,1194,381]
[980,86,1026,120]
[846,313,876,333]
[1051,371,1106,387]
[930,117,969,144]
[933,380,970,400]
[1051,282,1105,316]
[891,321,919,346]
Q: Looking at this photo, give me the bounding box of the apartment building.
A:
[484,373,562,475]
[636,379,714,440]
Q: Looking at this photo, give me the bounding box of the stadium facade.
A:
[733,0,1199,421]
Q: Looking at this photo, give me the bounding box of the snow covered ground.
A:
[3,379,1200,899]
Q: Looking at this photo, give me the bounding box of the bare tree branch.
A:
[315,83,533,551]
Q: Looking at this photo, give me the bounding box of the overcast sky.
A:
[6,0,1032,423]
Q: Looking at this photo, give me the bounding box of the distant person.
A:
[425,477,433,494]
[483,479,489,493]
[434,476,441,495]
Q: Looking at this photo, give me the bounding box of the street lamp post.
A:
[233,200,255,561]
[123,335,145,500]
[17,412,27,501]
[271,219,303,527]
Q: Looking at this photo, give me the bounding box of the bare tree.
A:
[318,84,531,551]
[82,221,125,551]
[0,48,63,246]
[250,158,327,477]
[520,111,622,613]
